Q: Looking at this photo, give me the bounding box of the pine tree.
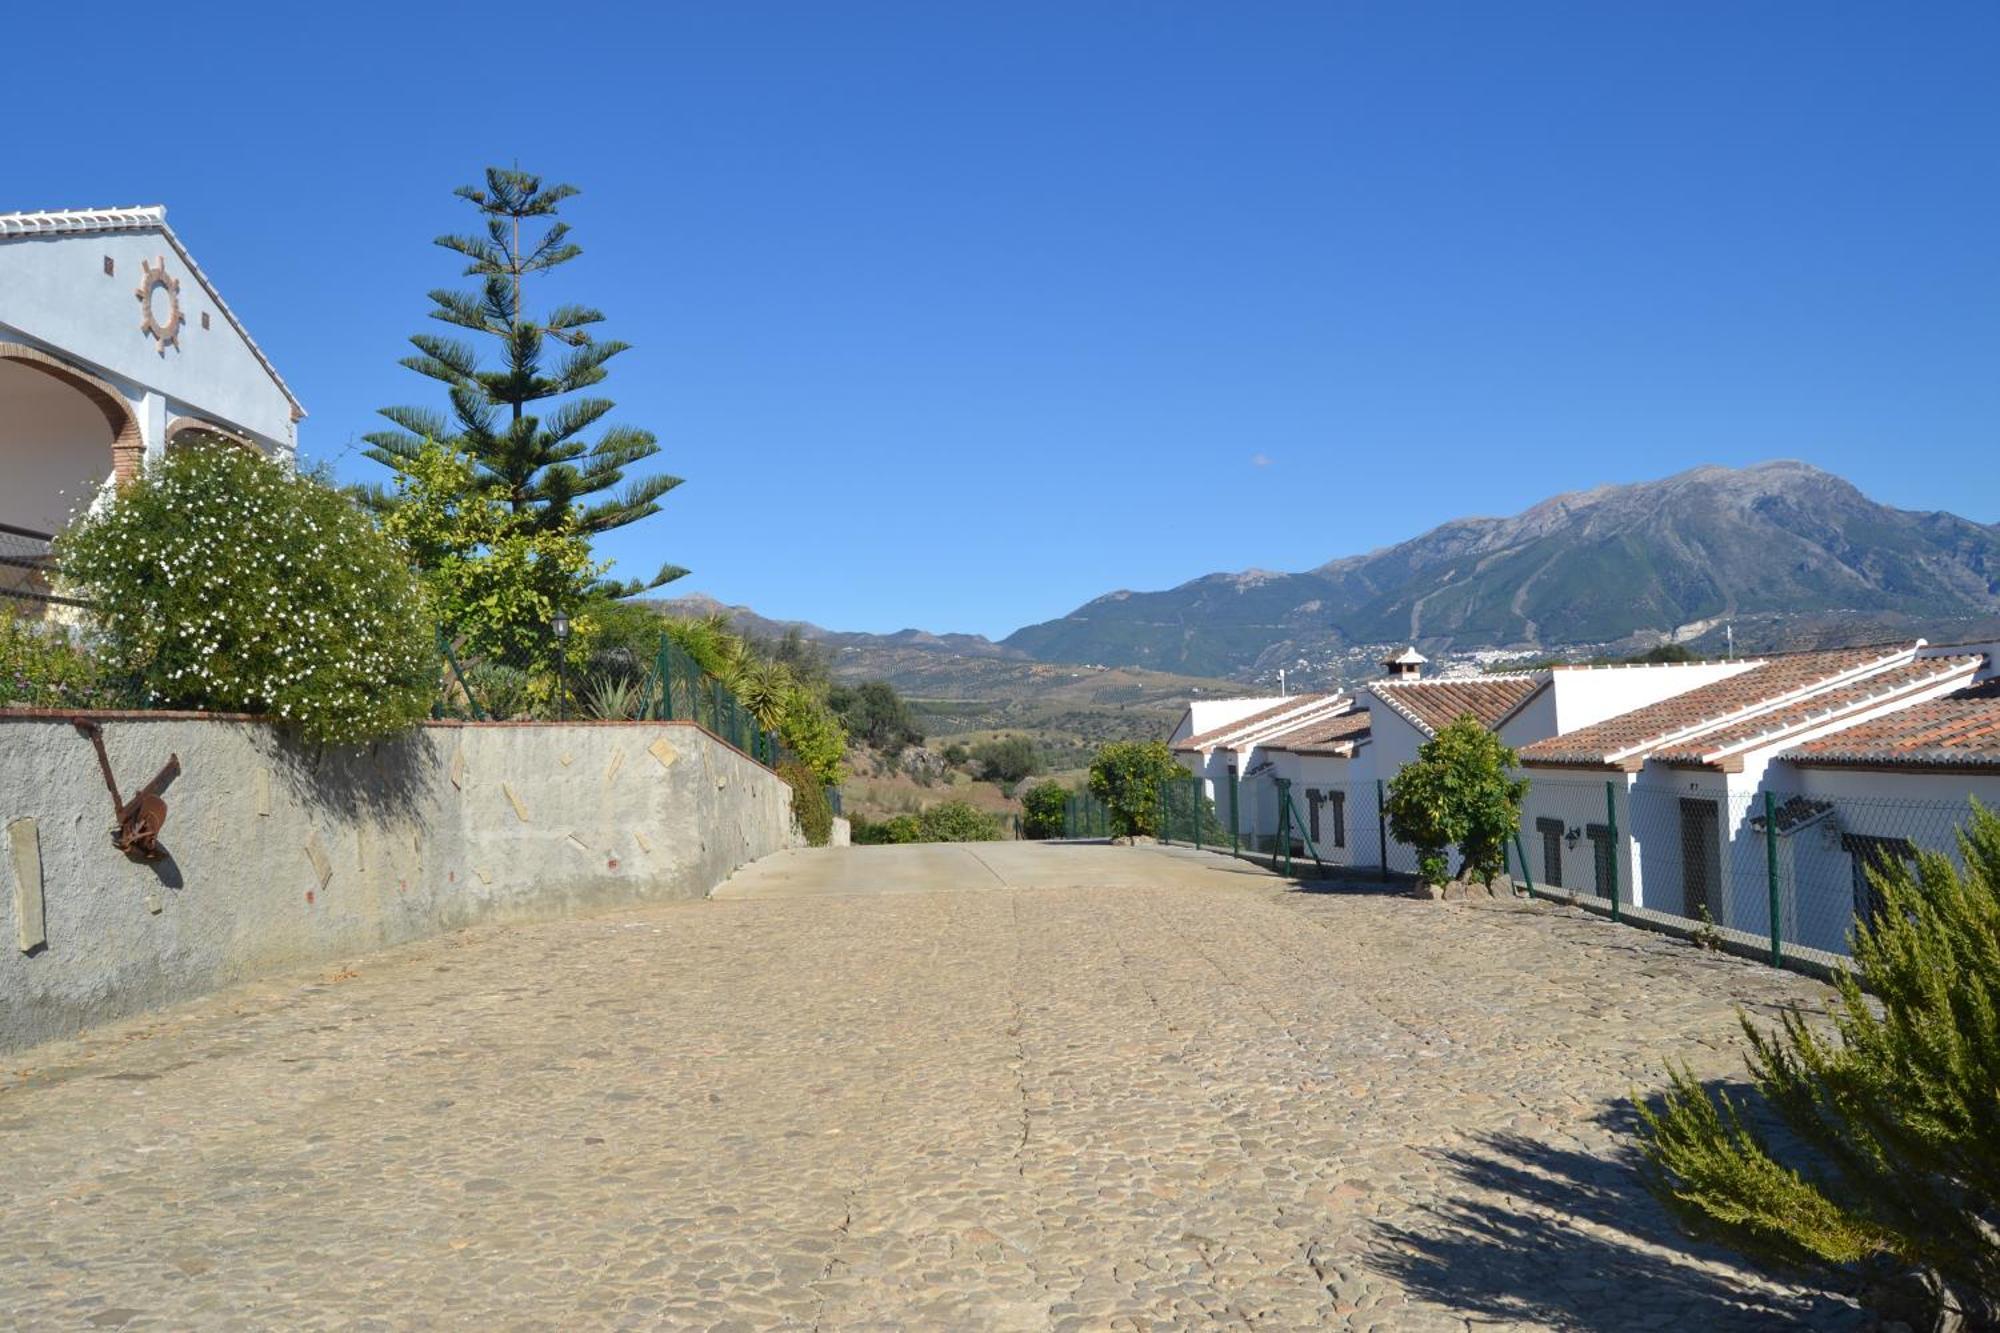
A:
[366,167,686,595]
[1636,801,2000,1329]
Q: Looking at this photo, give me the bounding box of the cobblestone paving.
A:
[0,843,1861,1330]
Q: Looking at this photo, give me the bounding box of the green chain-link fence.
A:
[1508,777,1989,974]
[435,623,789,770]
[1052,762,1991,979]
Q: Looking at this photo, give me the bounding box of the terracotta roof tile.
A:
[1519,644,1924,768]
[1369,675,1546,737]
[1648,656,1981,764]
[1173,693,1340,753]
[1779,691,2000,770]
[1265,710,1372,755]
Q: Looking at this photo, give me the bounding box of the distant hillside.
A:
[650,594,1250,746]
[1001,462,2000,679]
[650,594,1024,662]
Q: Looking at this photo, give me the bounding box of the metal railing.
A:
[0,522,88,610]
[436,625,787,767]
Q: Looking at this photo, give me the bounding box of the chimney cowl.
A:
[1382,645,1428,679]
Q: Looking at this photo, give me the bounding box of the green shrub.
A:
[57,442,436,745]
[1087,740,1181,838]
[972,735,1040,789]
[0,610,121,709]
[1383,716,1528,887]
[1635,802,2000,1328]
[1020,781,1071,840]
[851,813,920,845]
[828,680,922,754]
[380,442,603,681]
[917,800,1000,843]
[780,760,834,846]
[460,661,532,720]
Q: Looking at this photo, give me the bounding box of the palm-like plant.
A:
[732,658,795,731]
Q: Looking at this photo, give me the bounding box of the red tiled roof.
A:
[1369,675,1546,737]
[1265,709,1372,755]
[1648,656,1981,765]
[1518,644,1922,768]
[1173,693,1339,753]
[1779,689,2000,770]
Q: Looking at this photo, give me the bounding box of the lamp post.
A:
[552,611,571,722]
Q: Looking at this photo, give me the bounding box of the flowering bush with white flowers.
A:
[57,442,436,745]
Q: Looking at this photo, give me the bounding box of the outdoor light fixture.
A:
[552,612,572,721]
[1565,826,1582,851]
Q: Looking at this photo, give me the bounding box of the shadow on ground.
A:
[1280,873,1416,898]
[1368,1095,1864,1331]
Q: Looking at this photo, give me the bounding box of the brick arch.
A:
[0,342,144,484]
[165,415,257,453]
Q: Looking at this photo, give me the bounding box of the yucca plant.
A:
[582,672,643,721]
[1636,801,2000,1329]
[732,657,794,731]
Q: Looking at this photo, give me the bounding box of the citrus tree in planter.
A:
[57,442,435,745]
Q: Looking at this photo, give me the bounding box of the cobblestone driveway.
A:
[0,843,1860,1330]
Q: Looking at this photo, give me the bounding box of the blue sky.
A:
[11,3,1999,638]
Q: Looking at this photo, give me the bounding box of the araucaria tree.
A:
[366,167,686,596]
[1636,803,2000,1330]
[1383,716,1529,888]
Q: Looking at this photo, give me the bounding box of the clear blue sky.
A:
[12,3,1999,638]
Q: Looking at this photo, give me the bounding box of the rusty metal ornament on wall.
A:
[74,721,180,861]
[135,256,183,355]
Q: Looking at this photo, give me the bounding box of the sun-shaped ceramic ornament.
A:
[135,256,183,355]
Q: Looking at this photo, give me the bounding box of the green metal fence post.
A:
[1277,778,1293,877]
[1764,790,1782,968]
[1228,770,1240,857]
[1376,778,1389,881]
[668,632,684,716]
[1605,781,1621,924]
[1512,831,1535,895]
[436,627,485,721]
[1193,780,1203,851]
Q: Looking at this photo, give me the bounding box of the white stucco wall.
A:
[0,230,298,450]
[1177,696,1286,743]
[1545,660,1753,734]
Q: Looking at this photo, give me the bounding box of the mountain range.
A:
[667,461,2000,687]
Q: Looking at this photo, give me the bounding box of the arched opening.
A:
[0,344,141,614]
[166,416,258,454]
[0,344,142,534]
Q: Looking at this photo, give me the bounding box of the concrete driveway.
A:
[0,842,1856,1329]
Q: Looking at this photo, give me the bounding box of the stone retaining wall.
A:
[0,714,803,1052]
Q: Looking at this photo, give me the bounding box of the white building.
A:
[1761,669,2000,952]
[1169,692,1359,850]
[1515,642,1993,952]
[1169,646,1764,869]
[1259,709,1375,865]
[1,206,302,607]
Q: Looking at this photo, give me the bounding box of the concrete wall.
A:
[0,714,804,1053]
